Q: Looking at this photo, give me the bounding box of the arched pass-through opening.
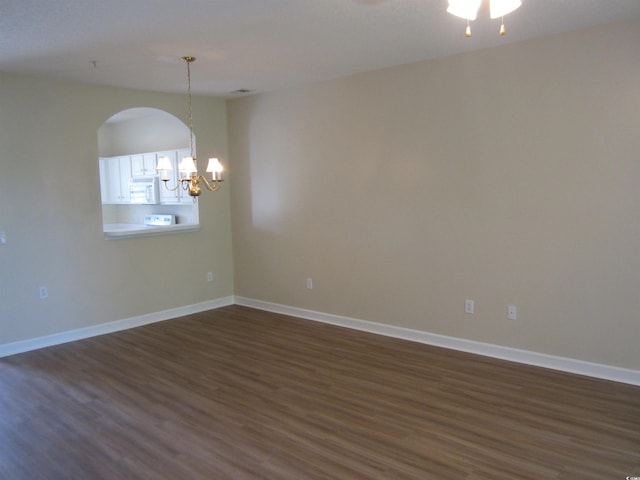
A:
[97,107,200,238]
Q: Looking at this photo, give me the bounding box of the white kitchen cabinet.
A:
[100,148,193,205]
[100,156,132,204]
[131,153,157,177]
[98,158,109,204]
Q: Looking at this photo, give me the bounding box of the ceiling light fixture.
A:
[447,0,521,37]
[156,56,223,199]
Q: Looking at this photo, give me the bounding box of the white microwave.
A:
[129,176,159,204]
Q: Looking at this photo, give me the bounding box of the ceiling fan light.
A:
[489,0,521,19]
[447,0,481,20]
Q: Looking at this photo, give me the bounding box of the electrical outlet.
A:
[508,304,517,320]
[306,278,313,290]
[39,286,48,299]
[0,231,6,245]
[206,272,213,282]
[464,299,474,314]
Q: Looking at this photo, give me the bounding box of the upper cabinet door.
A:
[100,156,131,204]
[131,153,157,177]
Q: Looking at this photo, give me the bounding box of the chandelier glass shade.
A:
[447,0,521,36]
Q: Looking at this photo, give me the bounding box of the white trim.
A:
[4,295,638,387]
[0,296,234,358]
[234,296,640,387]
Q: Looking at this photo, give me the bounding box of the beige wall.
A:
[228,19,640,370]
[0,74,234,344]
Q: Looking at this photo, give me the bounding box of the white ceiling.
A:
[1,0,639,97]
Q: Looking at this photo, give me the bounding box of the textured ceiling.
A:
[1,0,639,97]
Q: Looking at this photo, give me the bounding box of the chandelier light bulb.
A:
[206,158,224,180]
[156,156,172,180]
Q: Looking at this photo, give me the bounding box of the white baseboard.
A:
[0,296,235,358]
[234,296,640,387]
[4,295,638,387]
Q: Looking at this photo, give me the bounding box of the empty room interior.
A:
[1,1,640,478]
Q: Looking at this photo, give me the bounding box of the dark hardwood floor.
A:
[1,305,639,479]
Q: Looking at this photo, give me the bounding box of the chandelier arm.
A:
[199,175,223,192]
[161,179,183,192]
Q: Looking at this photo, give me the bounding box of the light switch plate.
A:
[0,231,6,245]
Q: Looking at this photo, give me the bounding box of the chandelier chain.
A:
[186,58,195,159]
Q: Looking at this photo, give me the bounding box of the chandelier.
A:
[156,56,223,198]
[447,0,522,37]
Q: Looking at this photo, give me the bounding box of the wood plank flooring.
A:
[1,305,639,479]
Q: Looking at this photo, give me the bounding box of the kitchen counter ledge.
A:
[103,223,200,239]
